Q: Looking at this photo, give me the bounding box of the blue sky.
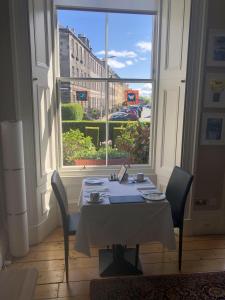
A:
[58,10,153,96]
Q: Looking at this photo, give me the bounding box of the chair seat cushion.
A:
[68,212,80,234]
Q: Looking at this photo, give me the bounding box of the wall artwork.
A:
[201,113,225,145]
[207,29,225,66]
[204,73,225,108]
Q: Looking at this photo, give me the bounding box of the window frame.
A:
[53,4,160,177]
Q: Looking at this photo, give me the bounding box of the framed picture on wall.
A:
[201,113,225,145]
[207,29,225,66]
[204,73,225,108]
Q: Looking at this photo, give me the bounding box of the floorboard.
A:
[8,227,225,299]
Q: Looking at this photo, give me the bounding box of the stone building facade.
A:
[59,27,126,112]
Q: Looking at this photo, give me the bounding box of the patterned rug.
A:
[90,272,225,300]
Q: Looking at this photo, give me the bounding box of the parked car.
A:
[126,112,138,120]
[109,112,137,121]
[109,112,130,121]
[128,105,142,117]
[120,107,138,120]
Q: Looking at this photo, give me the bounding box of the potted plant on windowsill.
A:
[115,122,150,164]
[73,147,130,166]
[62,128,130,166]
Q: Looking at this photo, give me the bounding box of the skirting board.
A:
[188,210,225,235]
[0,230,7,269]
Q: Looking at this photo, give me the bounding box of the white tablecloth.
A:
[75,178,176,256]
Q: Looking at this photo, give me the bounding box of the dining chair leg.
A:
[64,235,69,282]
[178,226,183,271]
[135,244,139,268]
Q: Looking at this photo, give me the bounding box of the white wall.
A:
[4,0,225,255]
[190,0,225,234]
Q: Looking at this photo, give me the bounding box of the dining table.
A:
[75,176,176,277]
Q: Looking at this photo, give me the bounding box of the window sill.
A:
[60,164,155,178]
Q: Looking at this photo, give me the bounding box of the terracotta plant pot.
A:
[74,158,130,166]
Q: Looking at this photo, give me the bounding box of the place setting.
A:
[84,177,105,186]
[138,188,166,202]
[83,190,110,205]
[128,172,149,184]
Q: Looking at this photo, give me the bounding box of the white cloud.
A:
[139,57,147,61]
[136,41,152,52]
[96,49,137,58]
[138,83,152,96]
[126,60,133,66]
[108,58,126,69]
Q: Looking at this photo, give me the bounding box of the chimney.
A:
[78,34,90,48]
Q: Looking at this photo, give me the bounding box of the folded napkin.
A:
[84,186,109,192]
[137,186,156,192]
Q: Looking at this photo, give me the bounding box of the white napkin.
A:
[84,186,109,192]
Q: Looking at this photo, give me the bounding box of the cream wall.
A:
[191,0,225,234]
[1,1,225,264]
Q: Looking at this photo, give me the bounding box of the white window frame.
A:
[53,1,160,178]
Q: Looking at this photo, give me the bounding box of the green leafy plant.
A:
[85,126,100,148]
[71,146,128,161]
[63,129,95,165]
[62,120,150,145]
[96,147,128,159]
[62,124,149,165]
[115,122,150,163]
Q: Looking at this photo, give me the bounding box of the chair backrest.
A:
[51,170,68,231]
[165,166,193,227]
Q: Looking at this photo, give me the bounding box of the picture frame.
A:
[117,165,127,183]
[201,113,225,145]
[204,73,225,108]
[207,29,225,66]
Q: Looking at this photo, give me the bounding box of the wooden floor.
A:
[8,227,225,299]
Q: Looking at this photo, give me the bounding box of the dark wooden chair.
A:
[165,166,193,270]
[51,170,80,282]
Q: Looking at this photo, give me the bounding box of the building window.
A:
[76,43,78,58]
[80,46,83,62]
[71,39,75,57]
[84,50,87,66]
[72,66,75,77]
[58,9,153,167]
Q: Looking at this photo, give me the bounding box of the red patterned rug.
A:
[90,272,225,299]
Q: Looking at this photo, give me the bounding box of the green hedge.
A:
[85,127,99,148]
[62,120,150,144]
[61,103,84,121]
[112,127,125,147]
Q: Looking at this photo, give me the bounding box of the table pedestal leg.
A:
[99,245,143,277]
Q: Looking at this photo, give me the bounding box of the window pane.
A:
[106,13,153,79]
[58,9,105,79]
[57,9,153,79]
[108,82,152,165]
[58,9,153,167]
[60,80,106,166]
